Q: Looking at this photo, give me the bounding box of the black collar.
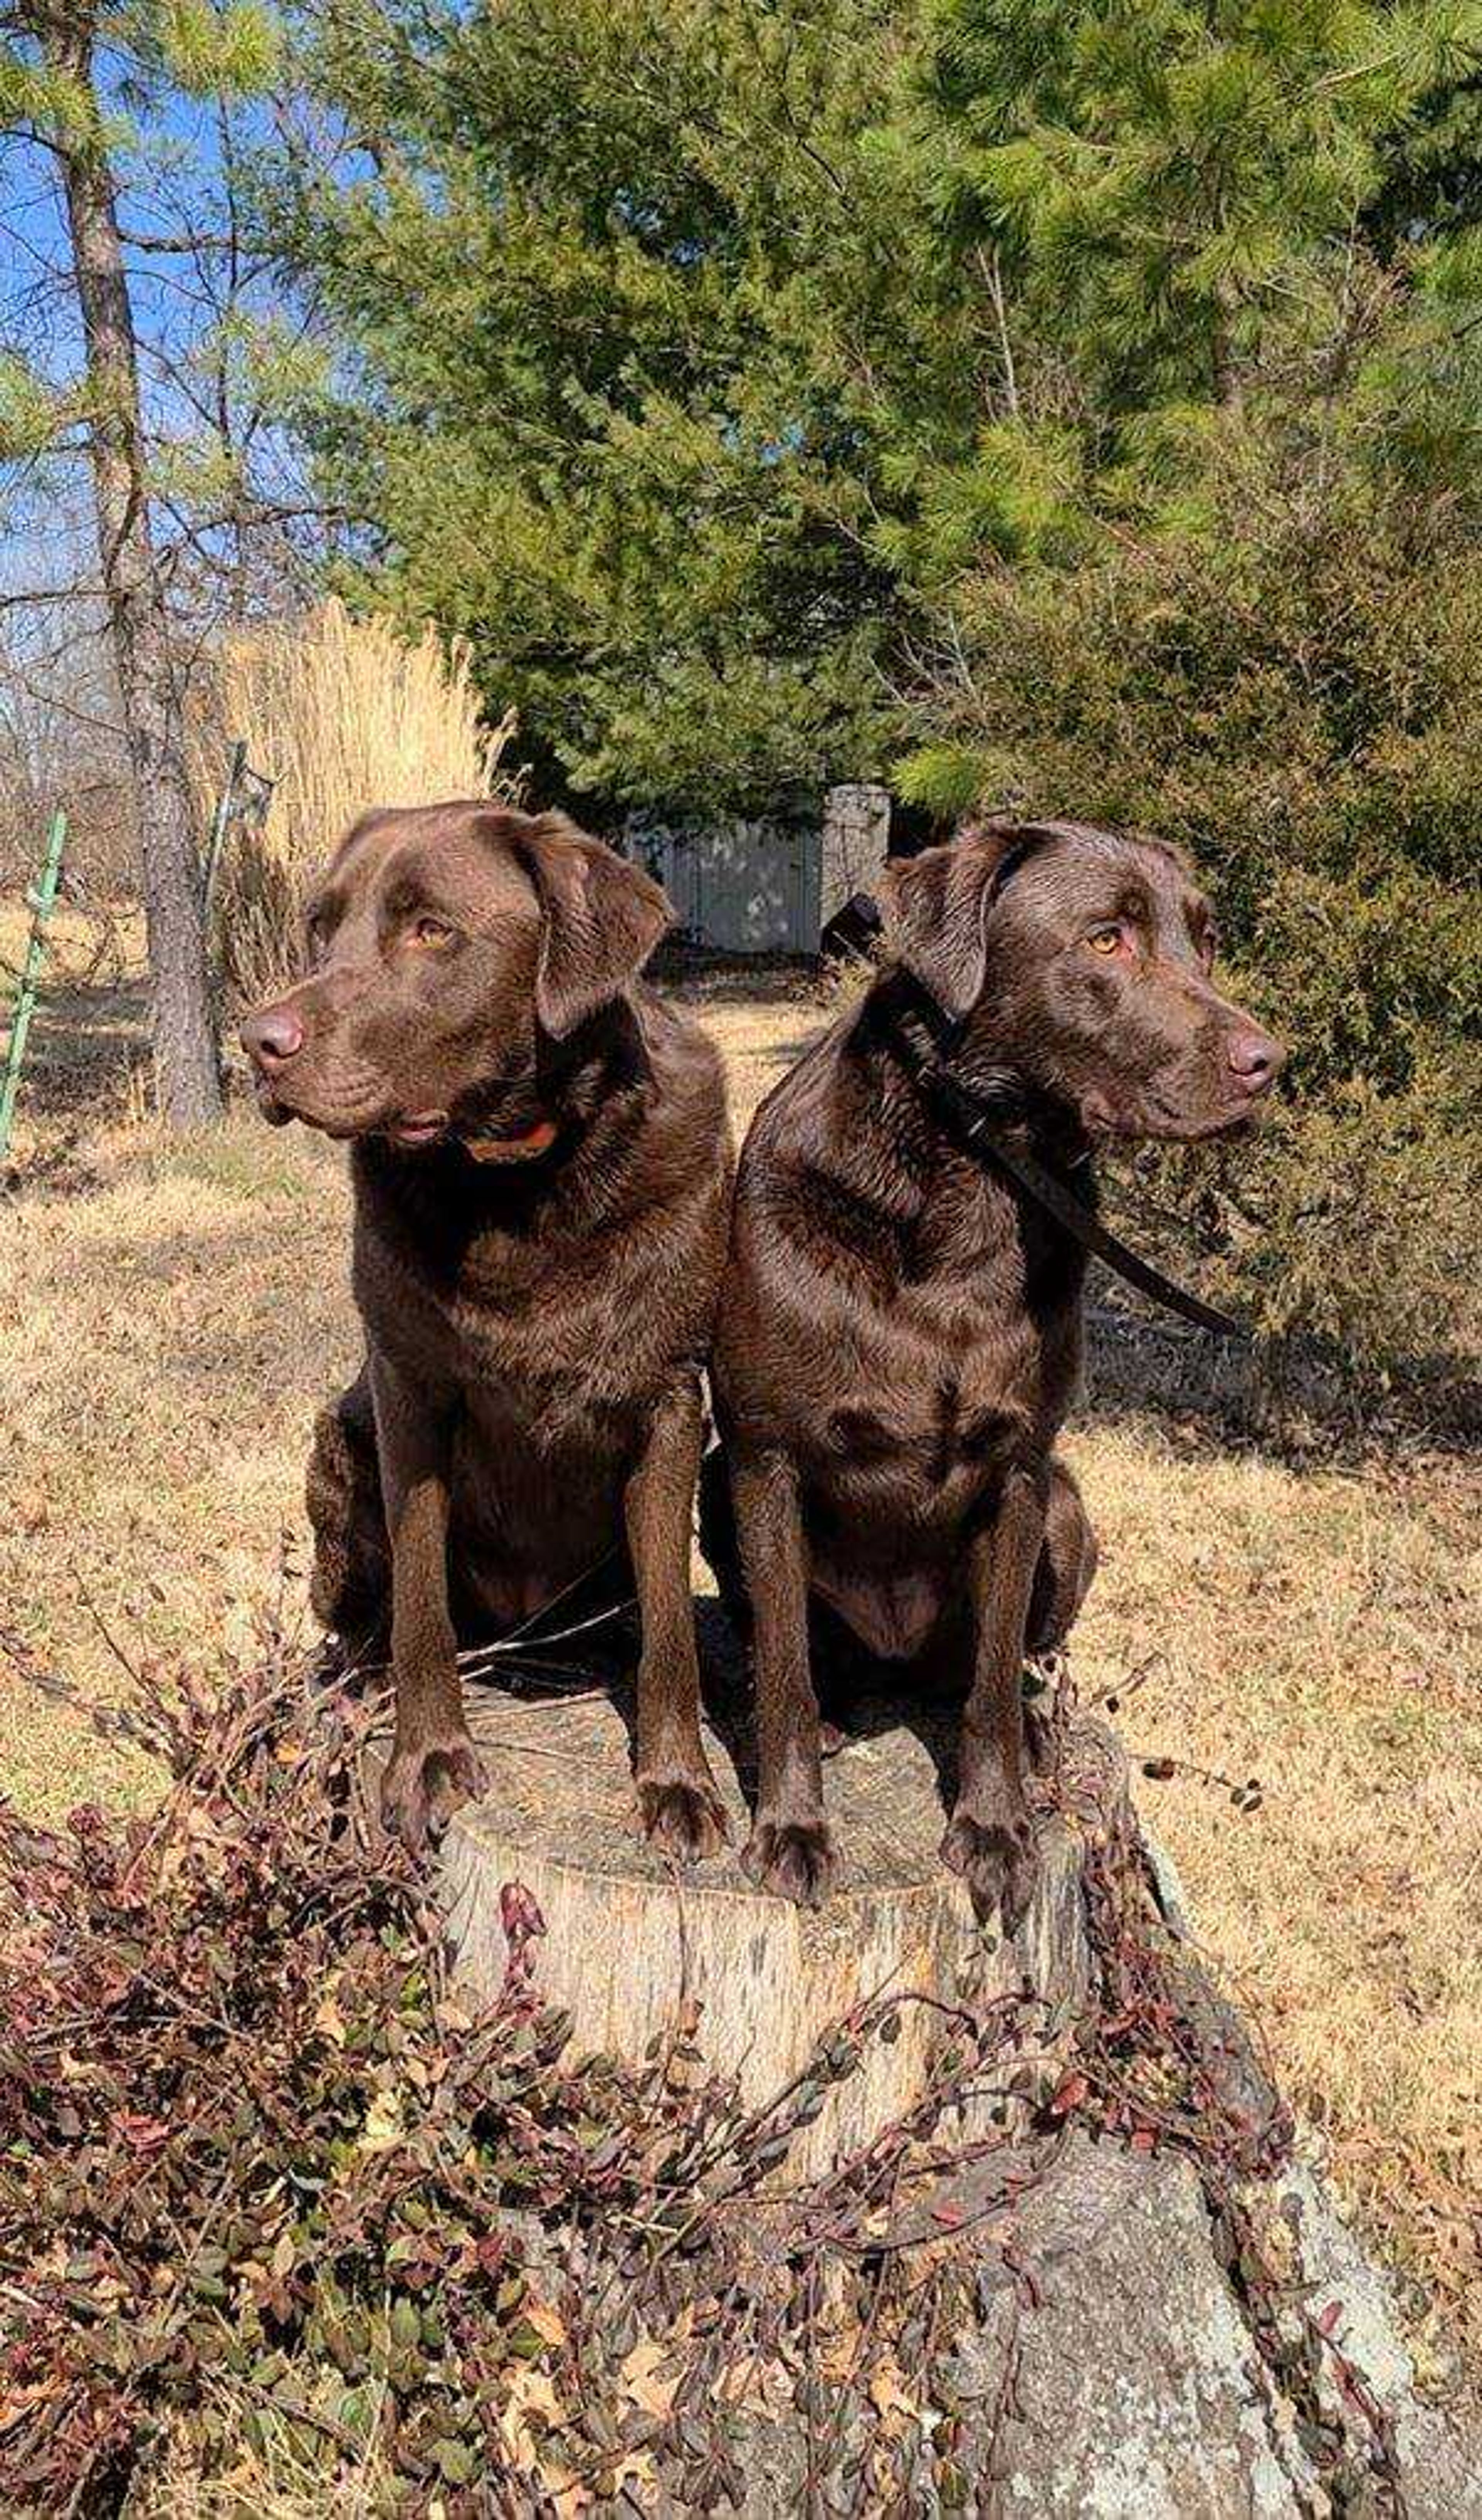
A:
[875,991,1247,1343]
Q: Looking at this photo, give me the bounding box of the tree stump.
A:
[411,1665,1120,2182]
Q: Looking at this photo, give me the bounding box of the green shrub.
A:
[902,461,1482,1409]
[1220,1061,1479,1387]
[1102,1058,1479,1418]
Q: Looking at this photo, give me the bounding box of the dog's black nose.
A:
[1226,1025,1284,1093]
[241,1006,304,1070]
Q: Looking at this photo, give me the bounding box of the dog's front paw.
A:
[379,1730,489,1852]
[743,1812,838,1907]
[638,1771,729,1863]
[940,1804,1038,1932]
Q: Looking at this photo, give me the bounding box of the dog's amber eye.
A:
[411,916,454,948]
[1087,923,1123,956]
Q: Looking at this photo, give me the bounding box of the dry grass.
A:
[188,600,518,1007]
[1063,1414,1481,2383]
[136,2395,394,2518]
[1,942,1478,2390]
[0,895,151,1173]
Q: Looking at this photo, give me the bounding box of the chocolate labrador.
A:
[705,817,1284,1925]
[240,801,732,1856]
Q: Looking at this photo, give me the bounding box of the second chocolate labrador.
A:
[705,817,1284,1926]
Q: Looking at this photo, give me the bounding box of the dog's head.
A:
[240,803,672,1153]
[882,817,1284,1141]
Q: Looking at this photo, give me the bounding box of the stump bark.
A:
[407,1672,1115,2181]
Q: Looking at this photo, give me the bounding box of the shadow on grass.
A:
[1079,1293,1481,1464]
[8,968,151,1119]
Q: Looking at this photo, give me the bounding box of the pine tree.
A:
[272,0,976,812]
[901,0,1482,580]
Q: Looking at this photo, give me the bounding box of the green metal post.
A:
[0,807,68,1167]
[202,737,247,925]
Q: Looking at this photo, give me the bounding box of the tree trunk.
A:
[412,1669,1110,2183]
[38,6,222,1126]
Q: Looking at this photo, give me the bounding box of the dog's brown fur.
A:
[241,801,733,1854]
[704,818,1284,1925]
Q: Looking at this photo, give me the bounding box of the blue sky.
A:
[1,64,325,749]
[2,52,327,520]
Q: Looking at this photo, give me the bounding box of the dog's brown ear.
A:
[880,823,1030,1019]
[499,811,673,1038]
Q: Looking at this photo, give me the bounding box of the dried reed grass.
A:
[189,600,518,1008]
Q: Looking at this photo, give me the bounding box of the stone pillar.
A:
[820,782,891,930]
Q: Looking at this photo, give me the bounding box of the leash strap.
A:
[884,1008,1248,1343]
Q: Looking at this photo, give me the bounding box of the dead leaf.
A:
[868,2358,921,2427]
[356,2088,405,2154]
[501,2364,587,2508]
[313,1989,347,2048]
[610,2447,657,2499]
[620,2334,679,2420]
[520,2298,568,2349]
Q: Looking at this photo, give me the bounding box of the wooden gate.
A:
[625,815,821,953]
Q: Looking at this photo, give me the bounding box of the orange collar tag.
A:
[462,1116,560,1165]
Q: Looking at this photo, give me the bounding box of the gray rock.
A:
[939,2131,1480,2520]
[713,2130,1481,2518]
[956,2137,1307,2518]
[1262,2152,1480,2520]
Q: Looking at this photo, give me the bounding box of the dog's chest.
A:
[359,1214,656,1441]
[449,1256,651,1439]
[823,1296,1043,1489]
[801,1189,1081,1501]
